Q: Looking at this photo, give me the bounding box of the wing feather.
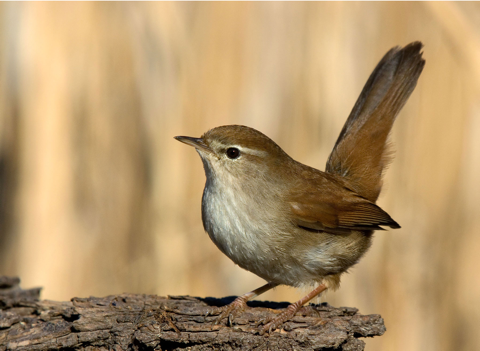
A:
[288,180,400,235]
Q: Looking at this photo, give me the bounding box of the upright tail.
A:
[326,42,425,202]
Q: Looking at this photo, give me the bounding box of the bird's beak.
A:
[174,136,213,154]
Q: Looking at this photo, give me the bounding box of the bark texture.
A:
[0,277,385,350]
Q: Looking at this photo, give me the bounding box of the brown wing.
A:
[288,175,400,235]
[325,42,425,202]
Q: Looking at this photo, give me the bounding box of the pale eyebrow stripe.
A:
[238,147,267,157]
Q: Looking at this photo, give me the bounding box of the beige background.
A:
[1,2,479,350]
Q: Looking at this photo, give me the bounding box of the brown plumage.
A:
[326,42,425,201]
[175,42,425,333]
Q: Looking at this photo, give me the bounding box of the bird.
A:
[175,41,425,334]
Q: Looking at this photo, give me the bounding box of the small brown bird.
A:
[175,42,425,333]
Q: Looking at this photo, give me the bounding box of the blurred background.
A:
[0,2,479,350]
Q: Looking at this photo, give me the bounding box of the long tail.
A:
[326,42,425,202]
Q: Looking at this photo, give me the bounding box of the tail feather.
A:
[326,42,425,202]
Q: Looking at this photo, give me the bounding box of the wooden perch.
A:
[0,277,385,350]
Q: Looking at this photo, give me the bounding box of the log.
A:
[0,277,385,350]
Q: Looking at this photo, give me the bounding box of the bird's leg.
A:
[260,283,327,334]
[208,282,279,326]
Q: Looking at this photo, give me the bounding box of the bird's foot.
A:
[259,303,300,335]
[206,296,249,326]
[259,283,328,334]
[206,282,279,328]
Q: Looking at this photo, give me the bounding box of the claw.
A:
[259,304,298,334]
[205,307,221,318]
[254,317,268,328]
[298,304,320,318]
[208,296,249,326]
[259,283,328,334]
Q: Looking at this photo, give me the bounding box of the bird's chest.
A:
[201,180,278,271]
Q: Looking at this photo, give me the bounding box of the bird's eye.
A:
[226,148,240,159]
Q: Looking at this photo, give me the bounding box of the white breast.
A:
[202,179,264,263]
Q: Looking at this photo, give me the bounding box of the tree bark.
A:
[0,277,385,350]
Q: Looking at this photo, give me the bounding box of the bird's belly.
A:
[299,230,373,280]
[201,183,372,287]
